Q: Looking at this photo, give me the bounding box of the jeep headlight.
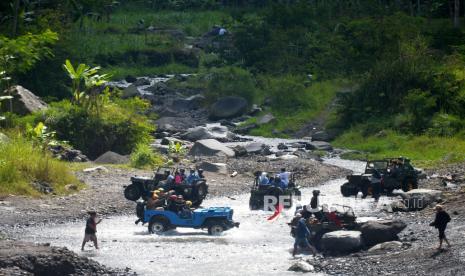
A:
[184,188,189,194]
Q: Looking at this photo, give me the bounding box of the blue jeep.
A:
[143,207,240,235]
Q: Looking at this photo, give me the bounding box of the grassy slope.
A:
[247,80,341,137]
[0,135,83,196]
[68,8,233,79]
[333,129,465,168]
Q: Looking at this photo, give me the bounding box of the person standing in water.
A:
[81,211,102,251]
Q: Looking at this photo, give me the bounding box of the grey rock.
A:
[3,85,47,115]
[312,131,331,142]
[368,241,403,252]
[288,261,314,272]
[94,151,129,164]
[306,141,333,151]
[400,189,442,209]
[133,77,151,86]
[155,117,195,133]
[277,143,288,150]
[188,139,235,157]
[360,220,406,246]
[321,230,363,254]
[256,113,275,125]
[122,84,140,98]
[181,125,235,142]
[231,145,247,157]
[173,94,205,111]
[199,161,228,174]
[209,96,248,120]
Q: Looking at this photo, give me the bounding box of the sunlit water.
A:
[13,158,397,276]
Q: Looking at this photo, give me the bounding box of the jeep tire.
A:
[148,216,169,234]
[208,221,226,235]
[124,184,141,201]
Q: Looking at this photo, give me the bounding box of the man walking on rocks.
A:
[430,204,451,250]
[81,211,102,251]
[292,217,317,257]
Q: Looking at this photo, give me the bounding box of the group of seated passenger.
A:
[258,168,291,190]
[161,168,205,187]
[146,188,194,218]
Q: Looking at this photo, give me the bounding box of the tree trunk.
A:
[417,0,421,15]
[454,0,460,28]
[12,0,20,37]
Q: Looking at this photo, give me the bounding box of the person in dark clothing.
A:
[292,218,317,257]
[81,211,102,250]
[430,204,451,250]
[309,190,323,221]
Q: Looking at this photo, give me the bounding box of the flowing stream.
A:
[13,155,397,276]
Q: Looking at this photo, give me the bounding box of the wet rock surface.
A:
[0,241,132,275]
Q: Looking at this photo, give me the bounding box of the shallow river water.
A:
[15,158,397,276]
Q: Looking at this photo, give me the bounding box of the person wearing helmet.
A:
[180,200,194,219]
[167,194,180,212]
[197,169,205,179]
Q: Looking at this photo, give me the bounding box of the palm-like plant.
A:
[63,59,111,115]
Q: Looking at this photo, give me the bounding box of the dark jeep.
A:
[340,157,420,198]
[124,167,208,207]
[249,171,301,210]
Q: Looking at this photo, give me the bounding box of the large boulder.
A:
[181,125,235,142]
[321,231,363,254]
[311,131,331,142]
[360,220,406,246]
[198,161,228,174]
[244,142,267,154]
[305,141,333,151]
[188,139,235,157]
[155,117,195,133]
[94,151,129,164]
[400,189,442,209]
[368,241,403,253]
[3,86,47,115]
[173,94,205,111]
[209,96,248,120]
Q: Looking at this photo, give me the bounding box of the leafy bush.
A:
[33,99,154,159]
[264,75,314,111]
[130,143,163,169]
[0,133,81,196]
[206,66,257,104]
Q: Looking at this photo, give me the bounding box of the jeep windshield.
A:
[365,161,388,173]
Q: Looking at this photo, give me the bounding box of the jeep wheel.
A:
[341,183,356,197]
[249,196,260,210]
[402,178,417,192]
[124,184,141,201]
[148,217,169,234]
[196,182,207,199]
[208,223,225,235]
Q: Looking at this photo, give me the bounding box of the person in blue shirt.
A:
[259,172,270,185]
[278,168,291,189]
[292,218,317,257]
[186,169,199,185]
